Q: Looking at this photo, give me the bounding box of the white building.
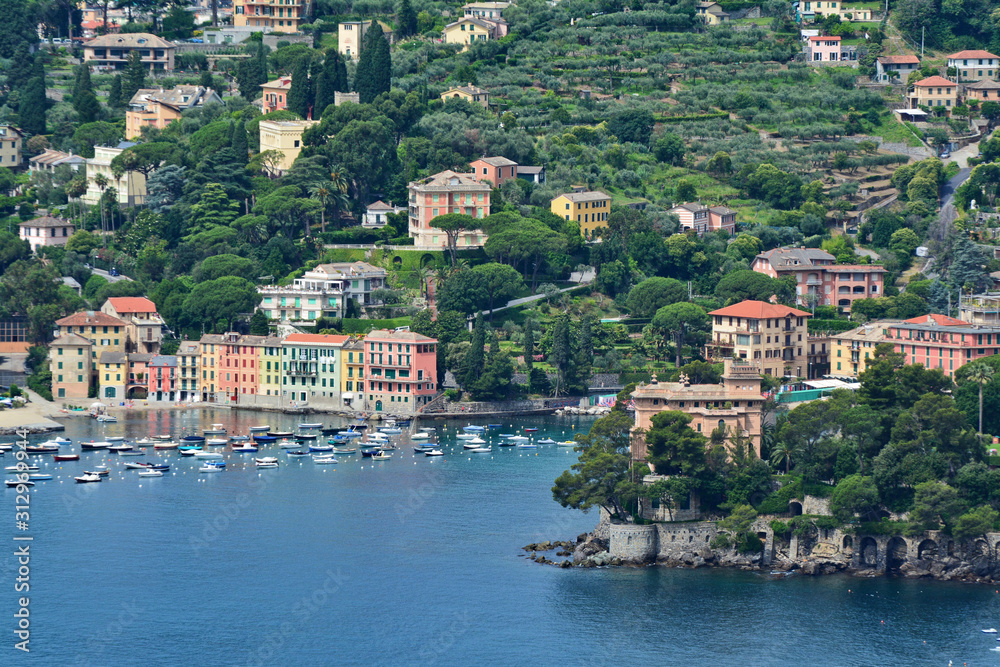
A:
[258,262,388,324]
[364,200,406,228]
[81,143,148,207]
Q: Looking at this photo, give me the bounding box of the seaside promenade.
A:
[0,388,66,434]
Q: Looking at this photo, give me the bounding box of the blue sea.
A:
[2,409,999,665]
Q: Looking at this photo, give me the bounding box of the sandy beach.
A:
[0,389,68,434]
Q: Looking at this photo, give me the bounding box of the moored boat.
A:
[309,444,333,452]
[371,452,392,461]
[6,465,39,473]
[29,473,53,480]
[153,442,179,449]
[517,443,538,449]
[278,440,300,448]
[6,479,34,487]
[80,441,112,450]
[109,444,134,452]
[556,441,577,447]
[524,427,538,433]
[153,434,172,441]
[463,442,482,449]
[193,451,223,459]
[268,430,293,438]
[425,449,445,457]
[298,422,323,429]
[537,438,557,445]
[462,425,485,432]
[199,465,224,473]
[119,450,145,456]
[53,453,80,461]
[75,473,102,483]
[137,470,163,477]
[295,433,318,441]
[124,462,152,470]
[286,451,309,457]
[456,433,477,440]
[470,447,491,453]
[413,445,435,453]
[203,423,226,435]
[232,445,259,452]
[361,449,380,458]
[205,437,228,446]
[506,435,529,443]
[313,455,338,464]
[26,444,59,454]
[249,425,270,432]
[181,435,206,443]
[255,457,279,468]
[378,427,402,435]
[252,434,277,442]
[411,432,431,440]
[332,447,356,454]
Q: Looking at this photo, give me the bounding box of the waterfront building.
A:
[176,341,200,402]
[258,336,283,400]
[19,215,75,253]
[127,353,153,394]
[407,170,491,249]
[886,314,1000,379]
[362,329,438,415]
[54,311,128,363]
[199,333,226,402]
[0,125,23,170]
[146,355,178,402]
[97,351,127,402]
[550,191,611,239]
[630,358,765,462]
[341,337,365,410]
[281,333,348,409]
[50,334,93,399]
[82,33,175,72]
[101,296,163,354]
[829,320,902,378]
[706,301,811,378]
[751,246,886,312]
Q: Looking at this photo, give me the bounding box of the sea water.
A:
[1,409,997,665]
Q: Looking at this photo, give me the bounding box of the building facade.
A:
[550,191,612,239]
[407,170,492,249]
[443,18,498,49]
[258,119,317,172]
[258,262,388,324]
[337,21,393,60]
[176,341,200,402]
[362,330,438,415]
[630,358,765,462]
[469,156,518,187]
[341,337,365,409]
[0,126,23,170]
[440,84,489,108]
[82,144,148,207]
[887,314,1000,379]
[281,333,348,409]
[101,296,164,355]
[146,355,178,402]
[947,50,999,82]
[28,149,85,174]
[98,351,127,402]
[50,334,93,400]
[829,320,901,378]
[707,301,811,378]
[19,216,75,253]
[696,1,729,25]
[83,33,175,71]
[908,75,957,111]
[260,76,292,114]
[670,202,737,236]
[752,247,886,312]
[126,86,223,139]
[874,55,919,83]
[234,0,305,32]
[363,200,406,228]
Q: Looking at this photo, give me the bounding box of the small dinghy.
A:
[524,427,538,433]
[6,465,39,473]
[230,435,250,442]
[413,445,435,453]
[199,465,224,473]
[411,432,431,440]
[119,450,145,456]
[249,425,271,432]
[253,434,277,442]
[91,467,110,476]
[295,433,318,441]
[193,451,223,459]
[124,462,152,470]
[268,431,293,438]
[425,449,445,457]
[462,425,485,433]
[75,473,102,483]
[340,430,362,439]
[181,435,205,443]
[81,441,112,450]
[309,444,333,452]
[149,464,170,471]
[498,434,514,438]
[5,479,33,487]
[468,437,486,444]
[178,448,199,456]
[232,445,259,453]
[105,436,125,442]
[313,456,338,464]
[278,440,300,449]
[255,457,279,468]
[25,444,59,454]
[286,451,309,457]
[53,453,79,461]
[298,422,323,429]
[470,447,491,453]
[371,452,392,461]
[203,424,226,435]
[137,470,163,477]
[153,434,172,441]
[153,441,179,449]
[332,447,356,454]
[517,443,538,449]
[205,438,228,446]
[507,435,529,443]
[379,427,402,435]
[109,444,134,452]
[463,442,483,449]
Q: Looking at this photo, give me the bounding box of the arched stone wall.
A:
[609,524,657,562]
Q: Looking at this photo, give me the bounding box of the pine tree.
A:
[122,50,147,101]
[355,23,391,104]
[232,119,248,163]
[287,57,312,119]
[108,74,123,108]
[398,0,417,37]
[523,325,534,371]
[461,313,487,390]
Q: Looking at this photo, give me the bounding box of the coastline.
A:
[0,389,67,435]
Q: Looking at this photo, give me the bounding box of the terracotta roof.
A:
[364,329,437,343]
[913,76,955,88]
[20,216,72,228]
[555,190,611,203]
[106,297,157,313]
[53,333,93,347]
[823,264,888,272]
[904,313,966,326]
[709,300,810,319]
[56,311,128,327]
[948,50,999,60]
[83,33,174,49]
[283,333,350,345]
[808,35,840,41]
[877,55,919,65]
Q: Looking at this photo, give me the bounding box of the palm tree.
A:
[328,168,351,227]
[769,439,797,475]
[310,184,331,234]
[967,362,995,435]
[94,173,109,238]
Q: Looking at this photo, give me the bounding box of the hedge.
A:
[341,317,412,334]
[619,371,652,385]
[808,319,856,333]
[656,112,729,124]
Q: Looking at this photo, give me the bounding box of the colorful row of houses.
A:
[49,297,440,415]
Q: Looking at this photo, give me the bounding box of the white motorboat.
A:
[75,473,102,483]
[119,450,145,456]
[232,445,259,452]
[5,479,33,487]
[368,432,389,441]
[517,443,538,449]
[470,447,492,453]
[456,433,477,440]
[411,432,431,440]
[28,473,53,480]
[378,427,402,435]
[468,437,485,444]
[463,442,482,449]
[199,465,224,473]
[6,465,39,473]
[418,427,436,433]
[205,437,229,446]
[556,441,577,447]
[193,451,224,459]
[105,436,125,442]
[51,436,72,444]
[298,422,323,429]
[96,414,117,423]
[332,447,356,454]
[984,629,998,634]
[137,470,163,477]
[249,425,271,432]
[124,462,152,470]
[154,441,179,449]
[313,456,338,464]
[507,435,529,443]
[134,438,158,447]
[371,452,392,461]
[425,449,445,457]
[537,438,557,445]
[278,440,300,449]
[462,425,485,432]
[203,424,227,435]
[255,457,279,468]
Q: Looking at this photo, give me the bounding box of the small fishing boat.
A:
[537,438,557,445]
[517,443,538,449]
[199,465,224,473]
[205,437,228,446]
[286,451,309,457]
[425,449,445,457]
[332,447,356,454]
[313,456,338,464]
[498,441,517,447]
[277,440,300,449]
[298,422,323,429]
[81,441,112,450]
[119,450,145,456]
[149,464,169,471]
[309,444,333,452]
[25,444,59,454]
[556,441,577,447]
[411,432,431,440]
[53,453,79,461]
[193,451,223,459]
[295,433,318,441]
[6,465,39,473]
[360,449,380,458]
[456,433,477,440]
[203,424,226,435]
[470,447,492,453]
[252,434,277,442]
[468,437,486,445]
[371,452,392,461]
[462,425,485,433]
[181,435,205,443]
[96,414,117,423]
[124,462,152,470]
[75,473,102,483]
[368,432,389,441]
[133,438,158,447]
[138,470,163,477]
[413,445,435,453]
[51,436,72,444]
[463,442,483,450]
[255,457,279,467]
[340,430,362,439]
[524,427,538,433]
[498,433,514,438]
[232,445,259,453]
[379,427,402,435]
[506,435,529,443]
[105,436,126,442]
[153,442,179,449]
[179,449,199,457]
[249,425,271,432]
[28,473,52,481]
[153,434,172,441]
[109,444,134,452]
[230,435,250,442]
[268,430,293,438]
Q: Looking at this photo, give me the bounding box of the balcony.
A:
[287,365,316,377]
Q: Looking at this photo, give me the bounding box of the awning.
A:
[895,108,927,116]
[342,393,354,400]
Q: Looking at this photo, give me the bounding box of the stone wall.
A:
[654,522,718,559]
[608,523,658,562]
[801,495,831,516]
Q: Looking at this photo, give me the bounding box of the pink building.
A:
[19,215,75,253]
[147,355,177,402]
[752,247,886,312]
[670,202,737,236]
[216,332,267,403]
[807,35,842,62]
[888,314,1000,378]
[362,329,439,415]
[407,170,491,249]
[260,76,291,114]
[469,156,518,187]
[128,353,152,396]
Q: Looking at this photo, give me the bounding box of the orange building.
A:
[260,76,292,114]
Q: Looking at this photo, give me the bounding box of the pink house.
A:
[888,314,1000,379]
[147,354,177,402]
[807,35,842,62]
[260,76,291,114]
[469,156,518,187]
[407,170,492,249]
[362,329,438,415]
[670,202,737,236]
[752,247,886,312]
[19,215,75,252]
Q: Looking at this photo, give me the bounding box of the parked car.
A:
[109,267,119,277]
[939,151,951,159]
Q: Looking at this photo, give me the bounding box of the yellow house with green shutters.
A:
[550,190,612,239]
[258,336,284,400]
[340,337,365,410]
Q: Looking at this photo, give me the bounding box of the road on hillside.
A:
[90,267,131,284]
[920,167,973,280]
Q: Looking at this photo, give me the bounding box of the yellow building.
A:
[830,320,901,378]
[696,2,730,25]
[0,125,23,170]
[258,119,318,174]
[258,336,283,399]
[706,301,812,378]
[908,76,957,112]
[799,1,872,20]
[550,191,612,239]
[53,311,128,364]
[341,338,365,405]
[199,334,225,402]
[337,21,394,60]
[97,351,127,402]
[442,18,496,50]
[50,334,93,400]
[440,84,489,108]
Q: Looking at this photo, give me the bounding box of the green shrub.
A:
[444,389,460,401]
[756,477,803,514]
[737,533,764,554]
[770,519,789,535]
[710,533,733,550]
[340,317,412,334]
[857,519,907,536]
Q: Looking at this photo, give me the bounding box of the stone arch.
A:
[917,539,939,560]
[860,537,878,567]
[420,253,436,268]
[842,535,853,550]
[789,501,803,516]
[969,539,988,559]
[392,256,403,268]
[705,535,710,542]
[757,531,767,541]
[886,536,908,572]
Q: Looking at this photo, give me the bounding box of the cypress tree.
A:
[256,40,268,84]
[523,325,534,371]
[232,119,248,163]
[227,120,235,145]
[122,50,147,101]
[72,65,85,101]
[461,313,487,390]
[19,76,46,135]
[287,57,312,118]
[335,52,349,91]
[75,90,101,124]
[108,74,123,108]
[398,0,417,37]
[355,23,391,104]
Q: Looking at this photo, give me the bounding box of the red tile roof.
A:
[904,313,966,326]
[823,264,888,272]
[106,297,157,313]
[877,55,919,65]
[282,334,350,345]
[948,50,999,60]
[708,300,810,319]
[913,76,955,88]
[808,35,840,41]
[56,311,127,327]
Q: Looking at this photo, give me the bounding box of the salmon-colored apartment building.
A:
[363,330,439,415]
